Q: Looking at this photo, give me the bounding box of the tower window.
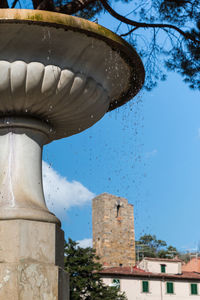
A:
[116,204,121,217]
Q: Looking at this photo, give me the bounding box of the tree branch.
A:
[36,0,55,11]
[0,0,9,8]
[99,0,200,44]
[11,0,19,8]
[120,27,139,37]
[32,0,44,9]
[34,0,98,15]
[54,0,97,15]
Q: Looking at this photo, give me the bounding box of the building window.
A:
[112,279,120,289]
[161,264,166,273]
[142,281,149,293]
[191,283,198,295]
[166,282,174,294]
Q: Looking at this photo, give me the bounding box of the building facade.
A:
[92,193,135,267]
[101,258,200,299]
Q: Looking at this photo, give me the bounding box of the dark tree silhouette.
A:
[64,239,127,300]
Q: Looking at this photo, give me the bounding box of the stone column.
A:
[0,117,69,300]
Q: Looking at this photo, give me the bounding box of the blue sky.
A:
[12,1,200,251]
[43,69,200,252]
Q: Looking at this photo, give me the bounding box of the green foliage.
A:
[125,0,200,90]
[178,252,190,263]
[165,24,200,89]
[55,0,103,19]
[64,238,127,300]
[136,234,179,260]
[158,0,199,24]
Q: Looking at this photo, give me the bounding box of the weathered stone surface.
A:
[92,193,135,267]
[0,220,69,299]
[0,220,64,268]
[0,262,69,300]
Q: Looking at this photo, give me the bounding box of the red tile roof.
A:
[142,257,182,262]
[182,258,200,273]
[100,266,200,281]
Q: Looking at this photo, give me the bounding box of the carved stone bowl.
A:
[0,9,144,143]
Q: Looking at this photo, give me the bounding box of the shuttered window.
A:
[191,283,198,295]
[142,281,149,293]
[166,282,174,294]
[161,264,166,273]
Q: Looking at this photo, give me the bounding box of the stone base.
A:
[0,262,69,300]
[0,220,64,267]
[0,220,69,299]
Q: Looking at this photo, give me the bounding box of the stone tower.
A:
[92,193,135,268]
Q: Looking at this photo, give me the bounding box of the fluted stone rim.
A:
[0,60,109,142]
[0,9,145,111]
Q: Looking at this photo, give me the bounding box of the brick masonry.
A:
[92,193,135,268]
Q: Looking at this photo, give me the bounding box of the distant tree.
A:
[64,238,127,300]
[136,234,179,260]
[1,0,199,90]
[178,252,191,263]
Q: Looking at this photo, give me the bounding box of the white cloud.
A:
[42,161,95,220]
[145,149,158,159]
[77,238,93,248]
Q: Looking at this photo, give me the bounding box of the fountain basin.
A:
[0,9,144,142]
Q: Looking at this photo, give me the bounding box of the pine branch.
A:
[32,0,44,9]
[33,0,98,15]
[36,0,55,10]
[99,0,200,44]
[54,0,97,15]
[11,0,19,8]
[0,0,9,8]
[120,27,139,37]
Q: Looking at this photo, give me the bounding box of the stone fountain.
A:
[0,9,144,299]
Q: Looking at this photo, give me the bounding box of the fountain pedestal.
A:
[0,119,68,299]
[0,220,69,299]
[0,118,59,224]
